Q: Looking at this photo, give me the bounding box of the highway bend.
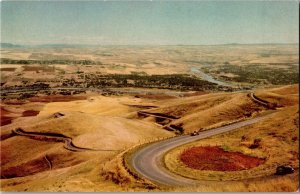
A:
[130,113,273,187]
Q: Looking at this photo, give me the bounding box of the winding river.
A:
[191,67,233,87]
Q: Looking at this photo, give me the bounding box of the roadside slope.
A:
[140,84,298,133]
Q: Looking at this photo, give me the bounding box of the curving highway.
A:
[129,113,274,186]
[12,128,118,152]
[249,92,271,107]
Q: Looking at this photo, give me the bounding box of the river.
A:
[190,67,233,87]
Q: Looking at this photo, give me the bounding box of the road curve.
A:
[249,92,271,107]
[129,113,274,187]
[12,128,118,152]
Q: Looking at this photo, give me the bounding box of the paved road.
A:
[13,128,118,152]
[250,92,269,107]
[130,113,273,186]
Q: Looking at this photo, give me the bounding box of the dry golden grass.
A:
[146,92,265,133]
[1,84,298,192]
[100,147,158,191]
[0,94,172,192]
[268,84,299,95]
[38,95,139,117]
[166,172,298,192]
[255,85,299,107]
[143,85,298,134]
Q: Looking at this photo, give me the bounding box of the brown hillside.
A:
[141,84,298,133]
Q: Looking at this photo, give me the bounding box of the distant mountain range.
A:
[0,43,97,48]
[0,42,298,48]
[0,43,25,48]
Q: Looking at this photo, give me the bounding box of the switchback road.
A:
[12,128,118,152]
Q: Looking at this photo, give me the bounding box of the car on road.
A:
[190,131,200,136]
[275,165,295,175]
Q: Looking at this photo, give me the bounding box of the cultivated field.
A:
[1,45,298,93]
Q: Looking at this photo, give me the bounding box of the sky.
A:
[1,1,299,45]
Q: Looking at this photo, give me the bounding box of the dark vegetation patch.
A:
[1,58,102,65]
[0,116,13,126]
[1,156,50,179]
[0,107,39,126]
[0,106,14,126]
[134,94,176,100]
[0,68,16,71]
[22,110,40,117]
[180,146,265,171]
[3,100,25,105]
[76,73,221,91]
[204,64,299,85]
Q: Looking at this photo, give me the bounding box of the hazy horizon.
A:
[1,42,299,48]
[1,1,299,45]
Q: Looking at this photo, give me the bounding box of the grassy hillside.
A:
[163,85,298,191]
[0,94,172,191]
[1,84,298,192]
